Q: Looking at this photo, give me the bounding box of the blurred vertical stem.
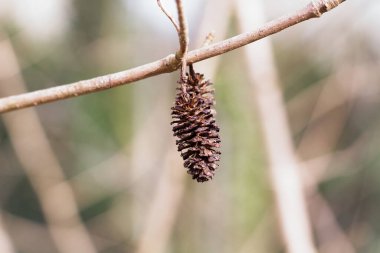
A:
[235,1,317,253]
[0,37,98,253]
[134,150,186,253]
[0,213,15,253]
[297,69,358,253]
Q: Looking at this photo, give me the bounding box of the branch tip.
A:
[311,0,346,16]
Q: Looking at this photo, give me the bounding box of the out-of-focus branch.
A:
[301,156,356,253]
[0,37,97,253]
[235,0,317,252]
[238,211,278,253]
[0,0,346,113]
[3,212,56,253]
[295,66,362,253]
[310,194,355,253]
[0,213,15,253]
[134,149,186,253]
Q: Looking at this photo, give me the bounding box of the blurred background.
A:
[0,0,379,252]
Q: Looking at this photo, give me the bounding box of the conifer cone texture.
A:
[171,64,221,182]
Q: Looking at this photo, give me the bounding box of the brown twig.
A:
[0,0,346,113]
[157,0,188,79]
[174,0,189,79]
[156,0,180,33]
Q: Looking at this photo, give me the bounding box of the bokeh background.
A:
[0,0,379,252]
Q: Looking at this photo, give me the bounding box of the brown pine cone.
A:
[171,64,221,182]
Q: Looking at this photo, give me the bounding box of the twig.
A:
[174,0,189,79]
[156,0,180,33]
[0,0,346,113]
[157,0,188,79]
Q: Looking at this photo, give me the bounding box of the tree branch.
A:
[0,0,346,113]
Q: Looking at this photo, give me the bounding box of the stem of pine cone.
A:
[175,0,189,81]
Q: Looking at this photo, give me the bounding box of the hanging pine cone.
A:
[171,64,221,182]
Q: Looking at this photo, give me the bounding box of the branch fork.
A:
[157,0,189,80]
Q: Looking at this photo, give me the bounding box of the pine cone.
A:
[171,64,221,182]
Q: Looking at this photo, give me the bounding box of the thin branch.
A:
[174,0,189,79]
[0,0,346,113]
[156,0,188,78]
[157,0,180,33]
